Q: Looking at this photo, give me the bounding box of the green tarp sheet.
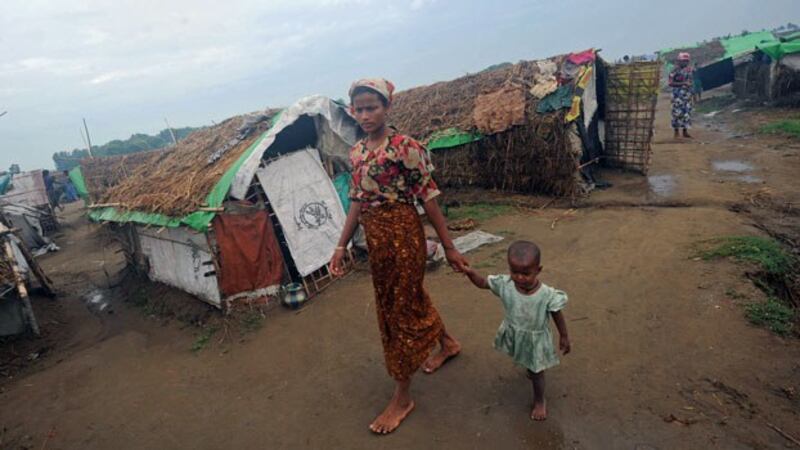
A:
[426,128,483,151]
[720,31,777,58]
[0,174,11,195]
[88,111,283,232]
[757,41,800,60]
[333,172,352,214]
[537,85,573,113]
[68,166,89,200]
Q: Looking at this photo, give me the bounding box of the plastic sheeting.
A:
[256,149,347,277]
[697,57,735,90]
[231,95,360,200]
[720,31,777,58]
[582,64,598,130]
[68,166,89,200]
[136,226,221,307]
[431,230,504,262]
[426,128,483,151]
[1,204,58,255]
[0,175,10,195]
[212,210,284,298]
[0,170,49,209]
[782,54,800,71]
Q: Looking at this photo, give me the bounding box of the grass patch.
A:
[240,310,265,334]
[746,298,794,336]
[445,203,513,223]
[694,95,737,114]
[697,236,794,275]
[191,326,218,353]
[725,288,748,300]
[758,118,800,137]
[698,236,797,337]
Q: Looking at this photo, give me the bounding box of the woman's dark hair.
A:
[350,86,389,107]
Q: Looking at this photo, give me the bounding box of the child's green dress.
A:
[488,275,568,373]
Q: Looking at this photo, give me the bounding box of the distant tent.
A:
[719,31,778,59]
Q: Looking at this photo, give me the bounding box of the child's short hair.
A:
[508,240,541,266]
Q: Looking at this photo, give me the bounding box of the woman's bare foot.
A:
[422,334,461,374]
[369,398,415,434]
[531,401,547,421]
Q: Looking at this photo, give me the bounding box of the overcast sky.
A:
[0,0,796,170]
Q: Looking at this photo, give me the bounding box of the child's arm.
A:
[463,267,490,290]
[551,311,571,355]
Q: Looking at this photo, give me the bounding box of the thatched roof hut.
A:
[89,96,360,308]
[94,110,280,217]
[390,50,603,196]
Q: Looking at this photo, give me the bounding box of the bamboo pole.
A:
[83,118,95,158]
[88,202,123,209]
[164,118,178,146]
[10,230,55,296]
[0,224,39,335]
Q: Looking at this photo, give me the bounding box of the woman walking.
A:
[329,78,468,435]
[669,52,694,138]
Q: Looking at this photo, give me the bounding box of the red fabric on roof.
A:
[567,48,596,65]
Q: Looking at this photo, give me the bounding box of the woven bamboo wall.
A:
[604,61,661,174]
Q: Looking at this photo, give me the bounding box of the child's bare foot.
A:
[369,399,415,434]
[422,335,461,374]
[531,401,547,421]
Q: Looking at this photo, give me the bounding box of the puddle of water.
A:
[737,175,763,184]
[83,289,114,315]
[712,160,753,173]
[648,175,677,197]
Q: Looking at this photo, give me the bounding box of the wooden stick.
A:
[197,207,224,212]
[767,422,800,447]
[88,202,122,209]
[1,231,40,335]
[578,157,601,170]
[538,198,556,210]
[10,230,55,296]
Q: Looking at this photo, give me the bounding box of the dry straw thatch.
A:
[98,110,279,217]
[0,256,13,287]
[391,55,584,196]
[81,150,164,203]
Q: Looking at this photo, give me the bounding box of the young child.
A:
[463,240,570,421]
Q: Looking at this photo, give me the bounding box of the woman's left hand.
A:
[445,248,469,273]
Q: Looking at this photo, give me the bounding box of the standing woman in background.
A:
[330,78,469,435]
[669,52,694,139]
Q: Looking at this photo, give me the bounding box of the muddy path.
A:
[1,95,799,449]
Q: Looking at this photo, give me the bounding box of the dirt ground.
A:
[2,93,800,450]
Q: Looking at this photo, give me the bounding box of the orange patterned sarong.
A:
[360,203,444,380]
